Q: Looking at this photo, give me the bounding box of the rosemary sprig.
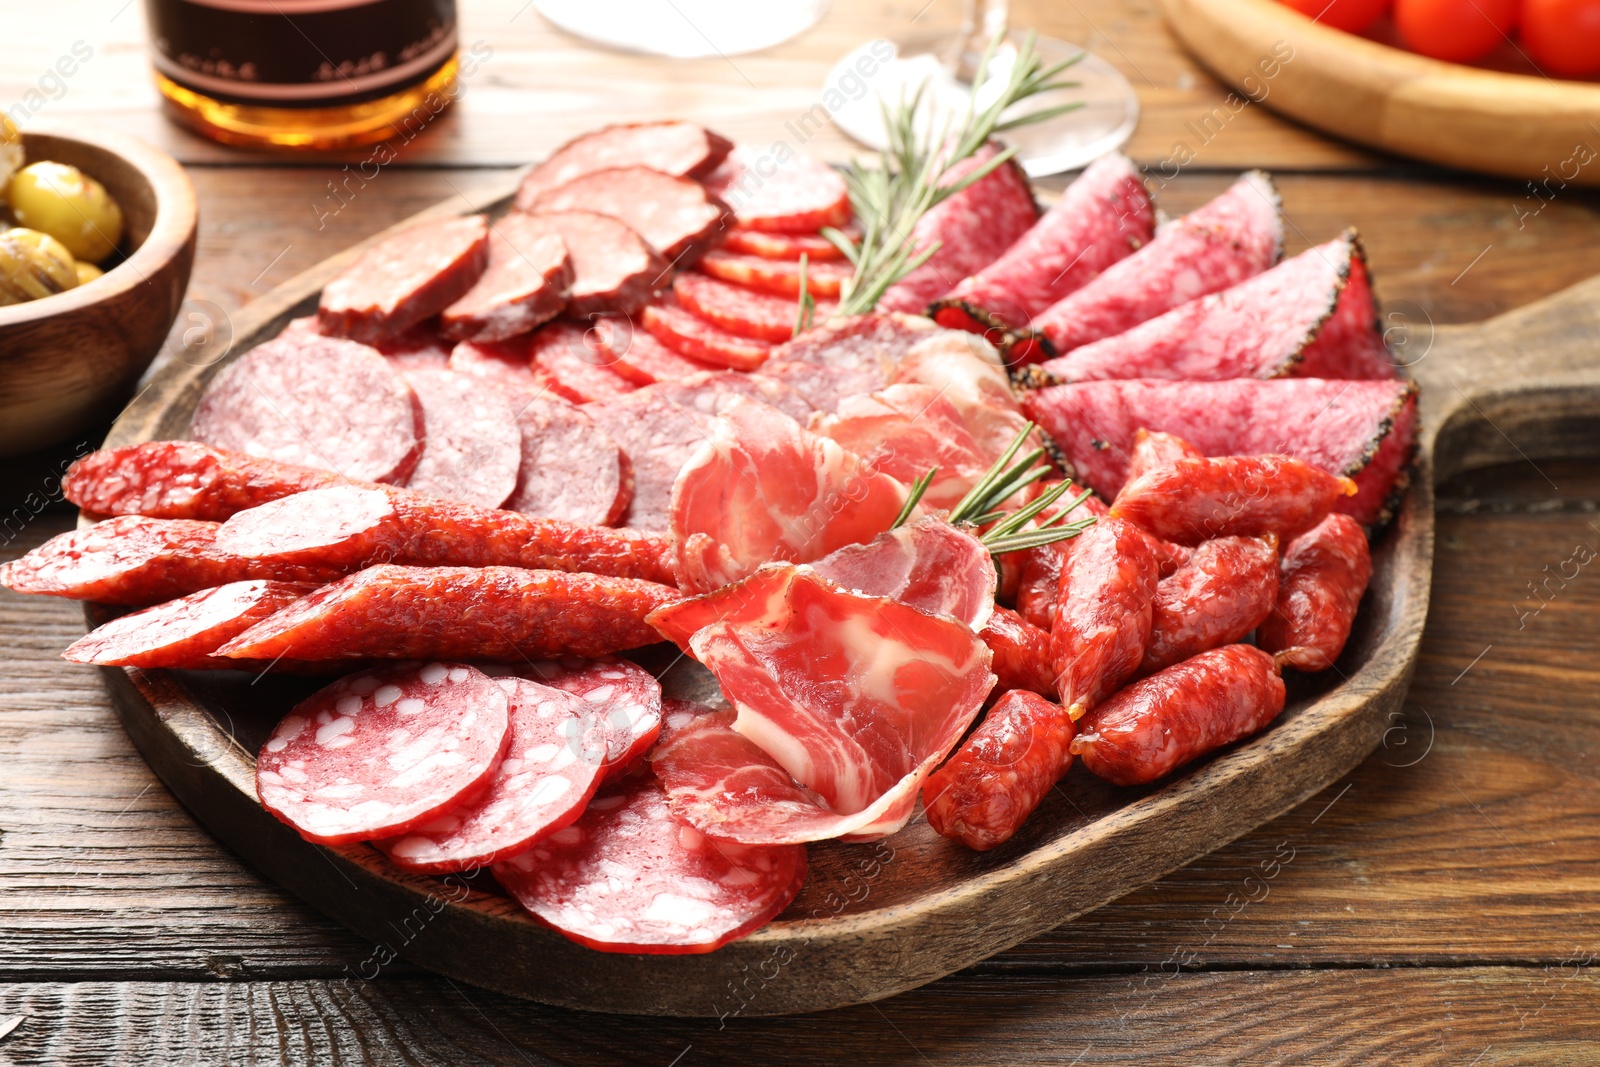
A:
[792,253,817,337]
[834,31,1084,317]
[888,423,1098,554]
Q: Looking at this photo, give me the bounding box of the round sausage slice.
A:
[518,210,664,318]
[375,677,607,872]
[401,367,523,508]
[191,333,424,484]
[318,215,490,344]
[527,167,726,263]
[517,657,663,779]
[256,662,512,845]
[493,777,807,954]
[440,215,572,342]
[505,394,630,526]
[513,121,733,208]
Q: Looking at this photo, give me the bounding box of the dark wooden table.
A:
[4,2,1600,1062]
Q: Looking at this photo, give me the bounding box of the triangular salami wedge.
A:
[1040,232,1396,384]
[931,152,1154,339]
[1023,171,1283,360]
[1022,377,1417,526]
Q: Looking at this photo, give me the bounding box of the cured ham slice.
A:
[810,384,992,511]
[650,569,995,843]
[1027,171,1283,358]
[1040,233,1396,384]
[808,519,995,630]
[493,776,806,954]
[931,152,1155,336]
[669,397,909,592]
[1022,377,1417,526]
[887,332,1030,463]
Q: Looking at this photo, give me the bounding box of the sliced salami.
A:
[582,370,812,531]
[697,249,851,298]
[517,657,663,778]
[673,271,836,343]
[528,322,639,403]
[811,383,992,511]
[440,216,572,342]
[670,397,909,592]
[1026,171,1283,359]
[513,122,733,208]
[61,579,314,669]
[256,662,509,844]
[590,317,718,384]
[771,311,937,371]
[1022,377,1418,526]
[318,215,490,345]
[878,145,1040,315]
[375,323,455,370]
[216,565,681,663]
[1040,233,1396,384]
[447,336,545,395]
[702,148,851,233]
[722,226,853,261]
[527,167,726,263]
[505,394,630,526]
[522,210,665,318]
[191,333,423,485]
[401,367,523,508]
[375,677,607,871]
[640,296,772,371]
[931,152,1155,336]
[493,776,806,954]
[756,359,886,414]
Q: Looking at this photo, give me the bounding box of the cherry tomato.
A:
[1393,0,1519,62]
[1521,0,1600,76]
[1279,0,1392,31]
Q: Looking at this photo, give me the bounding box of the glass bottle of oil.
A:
[141,0,459,150]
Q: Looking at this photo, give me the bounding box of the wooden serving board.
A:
[1161,0,1600,186]
[88,175,1600,1017]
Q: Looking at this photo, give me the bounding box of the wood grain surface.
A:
[3,0,1600,1060]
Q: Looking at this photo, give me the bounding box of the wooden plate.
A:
[88,175,1600,1017]
[1161,0,1600,185]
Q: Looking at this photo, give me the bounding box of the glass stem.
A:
[946,0,1010,83]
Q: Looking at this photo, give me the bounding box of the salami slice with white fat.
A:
[1026,171,1283,358]
[440,216,572,342]
[701,148,851,233]
[513,122,733,208]
[520,210,665,318]
[527,167,726,263]
[504,394,630,526]
[448,337,546,395]
[191,333,424,484]
[401,368,522,508]
[582,370,812,531]
[318,216,490,345]
[256,661,511,845]
[492,776,807,954]
[374,677,607,872]
[517,657,663,778]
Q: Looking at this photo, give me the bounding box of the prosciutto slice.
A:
[810,384,992,512]
[887,332,1030,462]
[669,397,909,593]
[650,569,995,844]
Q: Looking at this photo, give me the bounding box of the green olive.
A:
[0,227,80,306]
[7,161,124,263]
[74,260,104,286]
[0,115,21,202]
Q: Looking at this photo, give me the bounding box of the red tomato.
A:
[1279,0,1392,31]
[1521,0,1600,76]
[1394,0,1519,62]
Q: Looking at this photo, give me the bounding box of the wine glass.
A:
[824,0,1138,176]
[532,0,828,58]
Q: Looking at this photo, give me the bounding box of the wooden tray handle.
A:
[1411,274,1600,485]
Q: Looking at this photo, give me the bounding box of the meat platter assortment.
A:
[1,119,1414,957]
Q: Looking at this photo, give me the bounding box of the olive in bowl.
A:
[0,127,196,455]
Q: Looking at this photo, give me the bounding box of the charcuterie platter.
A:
[10,91,1600,1015]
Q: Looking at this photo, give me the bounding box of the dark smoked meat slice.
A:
[318,215,490,344]
[400,367,523,509]
[527,167,726,264]
[440,215,572,342]
[517,210,665,318]
[513,121,733,209]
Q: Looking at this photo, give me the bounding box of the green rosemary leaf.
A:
[891,468,938,529]
[793,254,816,337]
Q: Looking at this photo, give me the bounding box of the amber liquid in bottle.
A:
[143,0,459,150]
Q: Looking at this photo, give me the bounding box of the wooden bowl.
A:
[1161,0,1600,186]
[0,129,197,456]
